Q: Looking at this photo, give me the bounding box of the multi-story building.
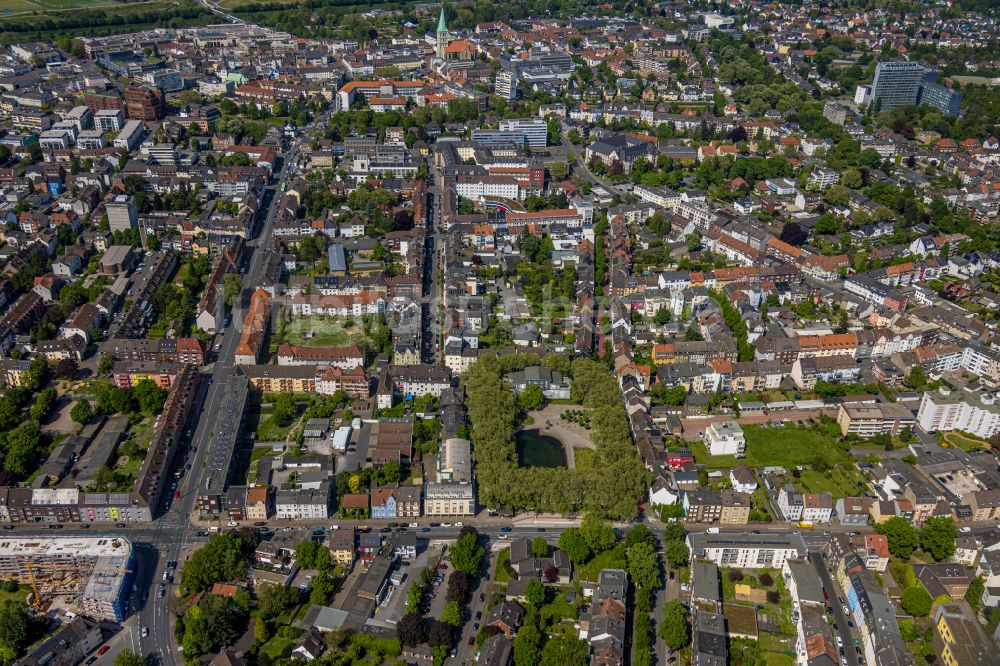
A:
[112,120,144,150]
[495,69,517,100]
[328,528,355,567]
[844,568,914,666]
[869,61,925,111]
[919,82,961,118]
[917,388,1000,439]
[687,532,808,568]
[837,403,916,438]
[106,195,138,233]
[932,602,992,666]
[423,483,474,516]
[275,482,331,521]
[0,537,134,622]
[497,118,547,148]
[94,109,124,132]
[703,421,745,457]
[125,85,164,121]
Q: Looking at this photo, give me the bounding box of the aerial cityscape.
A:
[0,0,997,665]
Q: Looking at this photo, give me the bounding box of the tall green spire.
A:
[437,4,447,33]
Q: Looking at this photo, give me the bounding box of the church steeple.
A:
[437,4,448,33]
[436,4,448,59]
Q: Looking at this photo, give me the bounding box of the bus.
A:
[797,521,814,529]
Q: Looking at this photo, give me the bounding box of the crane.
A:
[7,559,133,610]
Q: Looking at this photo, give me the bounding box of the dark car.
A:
[536,528,546,532]
[429,522,441,527]
[2,525,13,530]
[421,528,431,533]
[47,524,63,529]
[80,524,90,529]
[499,527,512,533]
[116,523,126,528]
[475,611,482,620]
[86,657,98,665]
[254,522,267,527]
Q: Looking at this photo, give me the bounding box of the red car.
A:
[97,646,110,656]
[437,564,448,569]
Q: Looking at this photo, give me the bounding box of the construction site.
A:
[0,537,135,621]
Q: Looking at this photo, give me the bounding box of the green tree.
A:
[441,600,463,627]
[627,541,661,592]
[295,540,322,569]
[133,379,168,416]
[919,516,957,562]
[309,570,335,605]
[517,384,545,411]
[113,650,145,666]
[900,586,932,617]
[876,516,918,559]
[531,537,549,558]
[966,576,984,609]
[70,399,93,425]
[98,354,115,376]
[558,528,591,564]
[29,387,56,422]
[539,634,589,666]
[659,599,690,650]
[223,273,242,307]
[513,622,541,666]
[449,531,484,576]
[181,534,251,593]
[580,513,616,554]
[904,365,927,389]
[271,394,298,427]
[665,540,690,569]
[524,578,545,607]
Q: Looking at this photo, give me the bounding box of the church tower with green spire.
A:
[436,4,448,59]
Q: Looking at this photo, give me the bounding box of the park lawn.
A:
[943,432,988,451]
[797,466,868,499]
[743,424,849,468]
[577,547,627,583]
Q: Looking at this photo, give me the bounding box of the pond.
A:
[515,429,567,468]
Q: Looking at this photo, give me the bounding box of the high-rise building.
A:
[125,85,164,121]
[918,81,962,117]
[107,195,138,233]
[436,5,449,59]
[495,69,518,100]
[498,118,547,148]
[870,61,925,111]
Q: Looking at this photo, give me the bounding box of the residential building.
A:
[703,421,745,457]
[917,388,1000,439]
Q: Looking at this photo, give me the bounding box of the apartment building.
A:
[703,421,746,457]
[687,532,808,569]
[837,403,916,438]
[917,388,1000,439]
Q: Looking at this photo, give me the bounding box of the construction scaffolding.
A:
[0,537,134,621]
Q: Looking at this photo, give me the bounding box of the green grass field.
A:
[694,424,848,468]
[796,466,868,499]
[943,432,989,451]
[0,0,177,19]
[272,310,370,349]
